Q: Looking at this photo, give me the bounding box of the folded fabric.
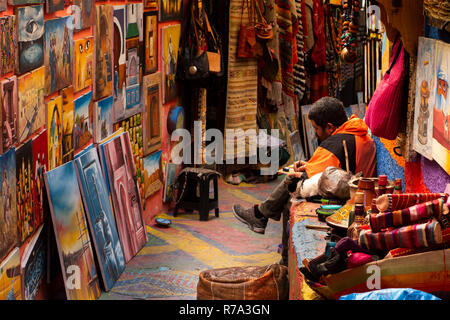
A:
[334,236,374,256]
[359,219,443,252]
[346,251,376,269]
[376,193,448,212]
[370,198,449,232]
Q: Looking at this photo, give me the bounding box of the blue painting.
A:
[73,91,93,153]
[16,5,44,75]
[95,96,113,143]
[126,83,140,109]
[75,147,125,291]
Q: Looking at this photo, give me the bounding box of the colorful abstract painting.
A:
[74,148,125,291]
[73,0,96,31]
[0,16,17,76]
[16,139,34,244]
[74,37,93,92]
[113,5,127,123]
[143,72,162,156]
[47,95,63,170]
[62,87,74,163]
[44,161,101,300]
[432,40,450,174]
[0,247,21,300]
[143,150,162,199]
[32,128,47,229]
[100,132,147,263]
[94,96,114,143]
[17,66,45,143]
[161,24,180,104]
[1,76,18,152]
[45,0,64,14]
[0,148,17,262]
[159,0,182,22]
[44,16,73,96]
[73,91,93,154]
[16,5,44,75]
[94,5,113,100]
[144,11,158,74]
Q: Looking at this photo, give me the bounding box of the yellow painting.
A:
[0,248,21,300]
[47,96,63,170]
[74,37,93,92]
[62,86,74,163]
[161,24,180,104]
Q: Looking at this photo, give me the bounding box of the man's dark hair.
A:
[308,97,348,129]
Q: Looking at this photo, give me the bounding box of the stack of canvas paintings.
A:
[74,148,125,291]
[44,161,101,300]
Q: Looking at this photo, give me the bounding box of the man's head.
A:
[308,97,348,142]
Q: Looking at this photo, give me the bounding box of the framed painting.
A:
[62,87,75,163]
[73,91,93,154]
[16,139,34,244]
[31,128,47,229]
[94,5,114,101]
[113,5,127,124]
[44,161,101,300]
[161,24,181,104]
[45,0,64,14]
[0,247,21,300]
[1,76,18,153]
[143,11,158,75]
[0,16,17,76]
[73,0,96,31]
[163,162,177,203]
[0,148,18,262]
[126,46,139,87]
[126,3,141,40]
[16,5,44,75]
[143,72,162,156]
[159,0,183,22]
[74,147,126,291]
[143,150,163,199]
[47,96,63,170]
[74,37,93,92]
[44,16,73,96]
[94,96,114,143]
[144,0,158,10]
[100,132,147,263]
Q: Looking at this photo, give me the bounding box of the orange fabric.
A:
[305,147,341,178]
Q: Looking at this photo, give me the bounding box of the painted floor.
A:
[100,176,283,300]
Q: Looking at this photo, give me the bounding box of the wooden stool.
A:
[174,167,220,221]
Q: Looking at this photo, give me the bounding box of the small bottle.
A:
[393,178,402,194]
[377,175,387,197]
[347,192,366,241]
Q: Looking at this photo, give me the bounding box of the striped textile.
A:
[376,193,448,213]
[359,219,443,252]
[293,0,306,99]
[369,198,449,233]
[224,0,259,160]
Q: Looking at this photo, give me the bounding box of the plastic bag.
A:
[318,167,353,200]
[339,288,441,300]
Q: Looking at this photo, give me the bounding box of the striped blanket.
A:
[359,219,443,252]
[369,198,449,233]
[375,193,448,212]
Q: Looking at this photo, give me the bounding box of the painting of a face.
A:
[74,37,93,92]
[17,5,44,74]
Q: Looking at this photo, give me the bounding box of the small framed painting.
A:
[143,11,158,74]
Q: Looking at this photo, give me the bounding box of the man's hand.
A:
[293,160,307,172]
[287,172,305,179]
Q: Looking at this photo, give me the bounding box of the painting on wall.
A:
[44,16,73,96]
[161,24,181,104]
[16,5,44,75]
[8,0,44,5]
[143,11,158,74]
[74,148,126,292]
[143,150,162,199]
[73,91,93,154]
[16,139,34,244]
[126,46,139,87]
[113,5,127,124]
[32,128,47,229]
[159,0,182,22]
[0,16,17,76]
[45,161,101,300]
[62,87,74,163]
[301,104,318,159]
[74,37,93,92]
[73,0,96,31]
[143,72,162,156]
[20,224,46,300]
[126,3,140,39]
[94,96,114,143]
[1,76,18,153]
[0,247,21,300]
[0,148,17,262]
[163,162,177,203]
[47,96,63,170]
[432,40,450,174]
[100,132,147,263]
[45,0,64,14]
[94,5,113,101]
[144,0,158,10]
[0,0,5,11]
[17,66,45,143]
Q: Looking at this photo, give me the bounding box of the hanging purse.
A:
[237,0,257,59]
[254,0,273,41]
[203,7,222,74]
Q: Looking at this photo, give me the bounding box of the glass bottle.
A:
[347,192,366,241]
[393,178,403,194]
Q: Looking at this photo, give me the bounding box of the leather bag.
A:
[237,0,257,59]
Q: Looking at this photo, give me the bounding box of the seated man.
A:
[232,97,377,265]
